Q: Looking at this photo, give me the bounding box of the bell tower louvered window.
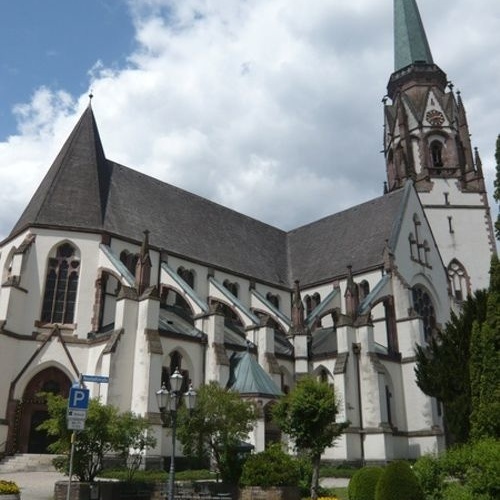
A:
[41,243,80,324]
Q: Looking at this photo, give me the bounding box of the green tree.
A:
[176,382,257,484]
[39,394,155,482]
[272,376,348,500]
[470,255,500,440]
[414,290,488,444]
[113,410,157,481]
[494,134,500,240]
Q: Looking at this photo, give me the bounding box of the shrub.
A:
[0,480,20,494]
[347,466,383,500]
[374,461,424,500]
[441,482,475,500]
[239,444,300,488]
[441,438,500,498]
[413,454,444,499]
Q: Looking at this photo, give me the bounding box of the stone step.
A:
[0,454,59,472]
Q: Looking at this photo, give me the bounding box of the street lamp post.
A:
[156,369,197,500]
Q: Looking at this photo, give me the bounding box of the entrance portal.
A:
[18,367,71,453]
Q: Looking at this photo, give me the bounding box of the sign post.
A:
[66,384,90,500]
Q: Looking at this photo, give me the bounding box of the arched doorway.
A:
[18,367,71,453]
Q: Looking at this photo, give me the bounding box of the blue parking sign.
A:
[68,387,90,410]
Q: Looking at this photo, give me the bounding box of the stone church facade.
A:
[0,0,495,464]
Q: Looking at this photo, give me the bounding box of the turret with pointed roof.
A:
[384,0,495,293]
[384,0,482,193]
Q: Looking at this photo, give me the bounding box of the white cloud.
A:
[0,0,499,241]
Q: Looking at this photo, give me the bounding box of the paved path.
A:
[0,471,66,500]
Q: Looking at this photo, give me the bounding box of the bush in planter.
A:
[240,444,300,488]
[374,461,424,500]
[348,466,383,500]
[0,480,20,495]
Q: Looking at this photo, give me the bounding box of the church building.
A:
[0,0,495,464]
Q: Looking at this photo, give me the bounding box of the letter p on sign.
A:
[68,387,90,410]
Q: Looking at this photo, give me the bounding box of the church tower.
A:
[384,0,496,294]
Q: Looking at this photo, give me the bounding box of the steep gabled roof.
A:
[287,188,406,286]
[8,107,408,288]
[11,105,111,235]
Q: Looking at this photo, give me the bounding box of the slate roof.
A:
[227,351,282,397]
[287,189,406,286]
[8,105,407,288]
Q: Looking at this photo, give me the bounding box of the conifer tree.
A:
[494,134,500,240]
[470,255,500,440]
[415,291,488,444]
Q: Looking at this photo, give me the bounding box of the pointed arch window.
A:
[448,260,470,302]
[41,243,80,324]
[430,140,444,168]
[266,292,280,310]
[161,350,189,393]
[359,280,370,300]
[223,279,239,298]
[177,266,195,288]
[412,286,437,343]
[120,250,139,276]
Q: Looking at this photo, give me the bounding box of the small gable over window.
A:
[41,242,80,324]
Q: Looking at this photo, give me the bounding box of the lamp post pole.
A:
[156,369,197,500]
[167,393,177,500]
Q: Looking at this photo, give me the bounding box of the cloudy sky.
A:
[0,0,499,241]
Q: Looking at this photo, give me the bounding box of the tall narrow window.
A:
[430,140,443,167]
[412,286,437,343]
[41,243,80,324]
[448,260,469,301]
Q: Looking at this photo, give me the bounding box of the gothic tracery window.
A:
[41,243,80,324]
[412,286,437,343]
[448,260,469,302]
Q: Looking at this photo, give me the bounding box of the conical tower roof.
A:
[228,351,282,398]
[394,0,433,71]
[10,104,111,237]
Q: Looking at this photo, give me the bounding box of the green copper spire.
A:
[394,0,434,71]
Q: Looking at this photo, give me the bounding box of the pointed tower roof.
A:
[10,103,111,237]
[228,351,282,398]
[388,0,447,99]
[394,0,433,71]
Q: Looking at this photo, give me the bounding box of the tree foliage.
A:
[272,376,348,500]
[176,382,257,484]
[39,393,155,482]
[494,134,500,240]
[375,461,424,500]
[239,443,300,488]
[414,290,488,444]
[470,255,500,440]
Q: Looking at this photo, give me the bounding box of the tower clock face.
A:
[426,109,445,127]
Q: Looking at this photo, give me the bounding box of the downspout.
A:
[352,342,365,465]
